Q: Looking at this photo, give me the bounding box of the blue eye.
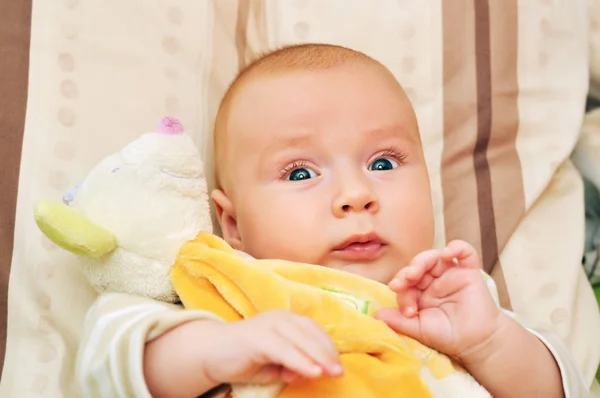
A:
[369,158,398,171]
[287,167,317,181]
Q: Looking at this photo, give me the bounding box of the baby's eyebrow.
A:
[260,132,317,160]
[363,125,415,142]
[258,124,417,165]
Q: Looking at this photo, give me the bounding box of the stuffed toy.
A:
[34,116,490,397]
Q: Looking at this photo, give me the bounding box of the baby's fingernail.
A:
[328,364,344,376]
[389,279,401,290]
[308,365,322,377]
[403,307,417,317]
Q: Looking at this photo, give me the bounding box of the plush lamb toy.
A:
[34,117,490,398]
[35,116,211,303]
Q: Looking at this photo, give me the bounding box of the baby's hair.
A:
[213,43,393,189]
[235,43,374,74]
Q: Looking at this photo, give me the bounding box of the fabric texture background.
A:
[0,1,599,396]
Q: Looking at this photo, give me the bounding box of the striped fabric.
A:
[440,0,524,308]
[1,1,599,397]
[0,0,31,379]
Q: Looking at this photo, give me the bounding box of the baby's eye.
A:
[287,167,317,181]
[369,157,398,171]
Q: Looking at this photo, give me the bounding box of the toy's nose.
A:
[156,116,184,135]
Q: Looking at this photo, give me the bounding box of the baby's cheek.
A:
[239,189,328,261]
[237,208,292,256]
[256,221,321,263]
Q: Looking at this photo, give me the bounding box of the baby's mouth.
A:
[333,233,387,261]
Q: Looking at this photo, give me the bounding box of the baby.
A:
[143,44,564,397]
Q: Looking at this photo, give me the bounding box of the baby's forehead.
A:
[226,64,411,124]
[224,67,417,139]
[214,61,418,188]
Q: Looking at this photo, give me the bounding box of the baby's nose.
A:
[332,183,380,217]
[340,198,377,213]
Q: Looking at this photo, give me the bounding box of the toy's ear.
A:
[34,200,117,258]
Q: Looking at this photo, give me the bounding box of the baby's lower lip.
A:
[333,241,385,261]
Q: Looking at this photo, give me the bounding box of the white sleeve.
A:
[76,293,223,398]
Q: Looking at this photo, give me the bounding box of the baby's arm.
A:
[457,309,564,397]
[78,293,342,398]
[146,310,343,397]
[377,241,585,397]
[465,274,588,398]
[144,319,224,396]
[76,293,224,398]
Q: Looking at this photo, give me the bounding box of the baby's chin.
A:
[324,260,397,285]
[253,249,399,285]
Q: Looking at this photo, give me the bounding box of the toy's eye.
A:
[161,169,192,179]
[62,181,82,205]
[111,167,120,173]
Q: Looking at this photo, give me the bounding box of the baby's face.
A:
[214,63,434,283]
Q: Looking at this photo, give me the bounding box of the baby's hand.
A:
[202,310,343,386]
[375,240,502,362]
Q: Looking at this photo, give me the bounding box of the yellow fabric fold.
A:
[171,232,458,397]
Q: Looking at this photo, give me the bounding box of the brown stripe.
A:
[491,264,511,310]
[473,0,499,274]
[486,0,523,310]
[442,0,517,309]
[441,2,483,259]
[0,0,32,374]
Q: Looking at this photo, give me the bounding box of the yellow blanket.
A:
[170,232,458,397]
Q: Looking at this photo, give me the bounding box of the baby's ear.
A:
[211,189,243,250]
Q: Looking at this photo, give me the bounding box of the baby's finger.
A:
[375,308,422,342]
[389,250,441,290]
[395,287,419,317]
[295,316,339,361]
[421,268,473,302]
[441,240,480,269]
[429,254,455,277]
[264,336,324,379]
[415,273,435,290]
[281,368,300,384]
[280,317,343,377]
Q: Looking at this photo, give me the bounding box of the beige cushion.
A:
[2,1,599,396]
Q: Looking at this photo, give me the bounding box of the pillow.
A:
[1,1,225,395]
[2,1,599,396]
